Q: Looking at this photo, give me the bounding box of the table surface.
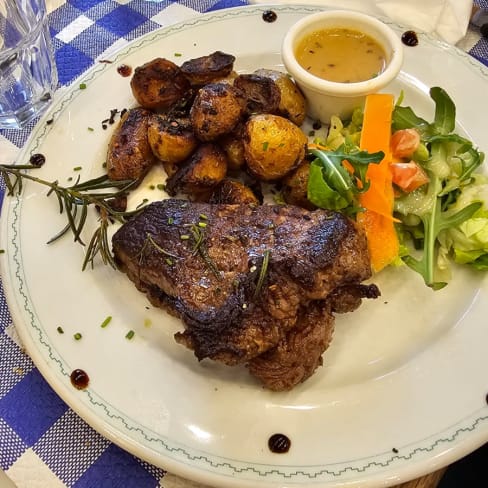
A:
[1,1,487,488]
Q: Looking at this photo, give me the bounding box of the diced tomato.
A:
[390,160,429,193]
[390,128,420,158]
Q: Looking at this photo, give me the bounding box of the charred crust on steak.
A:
[112,199,379,390]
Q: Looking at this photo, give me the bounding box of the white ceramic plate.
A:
[1,5,488,488]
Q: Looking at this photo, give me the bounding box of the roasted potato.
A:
[243,114,307,181]
[165,143,227,197]
[180,51,236,86]
[208,179,260,205]
[190,83,244,142]
[218,129,246,172]
[233,74,280,116]
[106,107,155,181]
[281,161,315,210]
[130,58,191,111]
[254,69,307,126]
[161,160,180,178]
[147,114,198,164]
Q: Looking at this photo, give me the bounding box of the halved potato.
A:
[281,161,315,210]
[243,114,307,181]
[106,107,155,182]
[165,143,228,197]
[209,179,260,205]
[130,58,191,111]
[147,114,198,164]
[190,83,244,142]
[254,69,307,126]
[180,51,236,86]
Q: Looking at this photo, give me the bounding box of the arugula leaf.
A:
[307,147,383,212]
[394,86,486,288]
[392,86,455,137]
[402,175,481,289]
[392,105,429,133]
[307,162,349,210]
[430,86,456,135]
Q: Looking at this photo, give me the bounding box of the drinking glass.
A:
[0,0,58,129]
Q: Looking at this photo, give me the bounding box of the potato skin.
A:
[208,179,260,205]
[130,58,191,111]
[190,83,244,142]
[243,114,307,181]
[233,74,280,116]
[218,131,246,172]
[106,107,155,181]
[180,51,236,86]
[165,143,227,197]
[281,161,315,210]
[147,114,198,164]
[254,69,306,126]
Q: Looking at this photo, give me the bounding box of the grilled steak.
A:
[112,199,379,390]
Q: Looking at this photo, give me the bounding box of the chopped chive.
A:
[79,83,87,89]
[73,332,82,340]
[165,257,174,266]
[125,330,135,340]
[167,217,174,225]
[136,198,148,209]
[100,316,112,328]
[180,234,190,240]
[199,213,208,220]
[149,184,155,190]
[73,166,82,171]
[174,52,182,57]
[57,326,64,334]
[198,221,207,228]
[87,127,94,132]
[157,183,165,191]
[67,176,73,181]
[0,249,5,254]
[262,141,269,151]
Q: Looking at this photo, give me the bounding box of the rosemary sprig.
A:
[253,249,270,298]
[137,233,179,266]
[183,220,221,279]
[0,163,140,269]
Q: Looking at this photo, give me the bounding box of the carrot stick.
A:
[356,93,399,272]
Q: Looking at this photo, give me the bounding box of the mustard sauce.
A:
[295,27,387,83]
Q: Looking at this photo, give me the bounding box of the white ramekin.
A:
[281,10,404,123]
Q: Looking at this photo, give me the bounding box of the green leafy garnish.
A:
[307,146,383,213]
[393,87,486,288]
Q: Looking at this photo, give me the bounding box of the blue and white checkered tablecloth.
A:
[0,1,487,487]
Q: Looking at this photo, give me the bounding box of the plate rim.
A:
[1,4,488,487]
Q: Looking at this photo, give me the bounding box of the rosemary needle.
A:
[0,164,140,270]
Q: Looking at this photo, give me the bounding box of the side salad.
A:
[307,87,487,289]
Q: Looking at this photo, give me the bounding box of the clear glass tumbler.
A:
[0,0,58,129]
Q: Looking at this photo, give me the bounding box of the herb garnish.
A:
[137,234,179,266]
[253,250,270,298]
[100,316,112,328]
[0,164,140,269]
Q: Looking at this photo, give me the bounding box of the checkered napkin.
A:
[0,1,487,487]
[0,2,246,487]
